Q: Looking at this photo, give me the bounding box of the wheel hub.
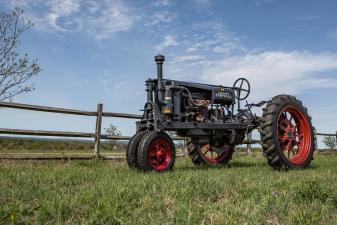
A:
[279,117,298,152]
[149,139,171,171]
[279,118,297,150]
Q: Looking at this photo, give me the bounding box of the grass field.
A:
[1,153,337,225]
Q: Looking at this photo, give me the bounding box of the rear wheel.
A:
[259,95,315,169]
[187,142,234,165]
[137,131,176,172]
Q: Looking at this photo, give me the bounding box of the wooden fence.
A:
[0,101,187,160]
[0,101,335,160]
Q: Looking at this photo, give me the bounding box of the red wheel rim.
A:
[149,138,171,171]
[277,106,311,165]
[199,144,231,164]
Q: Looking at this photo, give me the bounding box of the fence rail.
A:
[0,101,335,160]
[0,101,189,159]
[0,101,143,119]
[0,101,144,159]
[316,132,337,137]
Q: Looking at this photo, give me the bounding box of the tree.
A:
[322,136,336,150]
[0,7,41,101]
[104,125,122,150]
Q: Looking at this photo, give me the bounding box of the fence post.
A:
[314,128,318,150]
[184,139,188,156]
[247,132,252,155]
[94,103,103,159]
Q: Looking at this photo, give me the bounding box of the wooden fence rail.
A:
[316,132,337,137]
[0,101,144,159]
[0,101,188,159]
[0,101,335,160]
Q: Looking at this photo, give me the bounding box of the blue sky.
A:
[1,0,337,147]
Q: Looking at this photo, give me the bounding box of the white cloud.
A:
[155,35,178,51]
[156,21,337,99]
[146,11,175,27]
[153,0,172,7]
[192,51,337,101]
[157,20,337,101]
[255,0,277,6]
[112,81,129,89]
[173,55,204,62]
[51,0,80,16]
[296,15,319,21]
[328,30,337,39]
[6,0,136,40]
[181,22,247,56]
[83,2,135,40]
[190,0,211,5]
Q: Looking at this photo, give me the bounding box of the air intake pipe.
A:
[155,54,165,104]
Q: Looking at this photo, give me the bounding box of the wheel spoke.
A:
[282,119,291,127]
[279,124,287,132]
[240,80,244,89]
[283,112,289,120]
[198,144,234,164]
[285,142,292,151]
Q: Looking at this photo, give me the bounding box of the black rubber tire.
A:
[259,95,315,170]
[187,142,234,165]
[137,131,176,172]
[187,142,202,165]
[126,131,147,169]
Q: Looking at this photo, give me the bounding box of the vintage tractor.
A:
[126,55,315,172]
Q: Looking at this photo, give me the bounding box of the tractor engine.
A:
[178,87,235,124]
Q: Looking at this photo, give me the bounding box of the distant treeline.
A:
[2,137,333,153]
[0,137,127,151]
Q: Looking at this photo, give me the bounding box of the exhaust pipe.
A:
[155,54,165,103]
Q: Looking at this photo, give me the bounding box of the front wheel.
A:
[137,131,176,172]
[259,95,315,169]
[126,131,147,169]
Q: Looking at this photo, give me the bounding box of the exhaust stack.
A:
[155,54,165,103]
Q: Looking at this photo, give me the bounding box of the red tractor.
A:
[126,55,315,172]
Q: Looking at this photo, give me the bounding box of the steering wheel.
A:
[233,78,250,100]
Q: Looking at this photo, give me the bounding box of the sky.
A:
[0,0,337,147]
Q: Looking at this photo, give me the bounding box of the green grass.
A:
[0,137,126,152]
[1,153,337,225]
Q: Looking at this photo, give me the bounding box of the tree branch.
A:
[0,8,40,101]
